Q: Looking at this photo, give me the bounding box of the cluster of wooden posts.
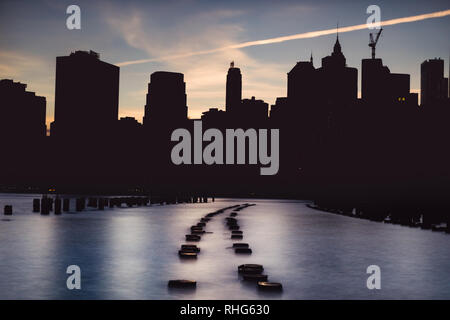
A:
[3,195,213,215]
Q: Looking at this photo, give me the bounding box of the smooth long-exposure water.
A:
[1,193,449,299]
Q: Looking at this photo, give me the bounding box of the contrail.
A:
[117,9,450,67]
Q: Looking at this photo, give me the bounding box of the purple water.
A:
[1,194,449,299]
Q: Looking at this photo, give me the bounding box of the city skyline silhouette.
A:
[2,2,450,307]
[1,1,449,125]
[1,31,449,182]
[1,16,450,231]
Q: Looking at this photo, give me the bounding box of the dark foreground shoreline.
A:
[307,203,450,234]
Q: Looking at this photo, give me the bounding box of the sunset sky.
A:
[0,0,449,127]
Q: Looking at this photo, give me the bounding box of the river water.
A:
[0,193,449,299]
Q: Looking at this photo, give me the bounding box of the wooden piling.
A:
[99,198,104,210]
[54,198,62,215]
[41,197,50,215]
[76,198,83,212]
[4,205,12,215]
[33,199,40,213]
[63,199,70,212]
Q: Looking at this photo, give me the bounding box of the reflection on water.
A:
[1,194,450,299]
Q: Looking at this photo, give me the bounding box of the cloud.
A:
[116,9,450,67]
[0,50,45,78]
[104,7,287,118]
[105,7,450,119]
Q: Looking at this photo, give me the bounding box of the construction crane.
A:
[369,28,383,59]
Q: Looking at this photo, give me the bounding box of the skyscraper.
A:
[321,35,346,69]
[362,58,412,105]
[226,62,242,114]
[287,34,357,112]
[287,58,317,110]
[143,71,188,126]
[319,35,357,106]
[51,50,119,140]
[421,58,449,106]
[0,79,47,187]
[0,79,46,141]
[362,58,389,103]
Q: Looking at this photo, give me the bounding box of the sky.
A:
[0,0,449,128]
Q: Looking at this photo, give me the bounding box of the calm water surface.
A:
[1,193,449,299]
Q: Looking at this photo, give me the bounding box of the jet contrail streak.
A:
[117,9,450,67]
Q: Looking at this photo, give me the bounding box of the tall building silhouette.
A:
[421,58,449,106]
[51,50,119,140]
[142,71,189,195]
[322,35,346,68]
[362,58,389,102]
[0,79,46,140]
[319,35,357,105]
[288,34,356,112]
[287,56,317,112]
[360,27,414,107]
[143,71,187,126]
[0,79,47,187]
[362,57,413,104]
[226,62,242,114]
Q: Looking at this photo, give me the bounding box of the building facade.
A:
[51,50,119,140]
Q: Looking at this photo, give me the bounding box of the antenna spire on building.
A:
[331,21,343,55]
[337,22,339,39]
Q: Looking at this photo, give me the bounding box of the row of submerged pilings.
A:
[3,195,213,216]
[168,203,283,292]
[308,199,450,234]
